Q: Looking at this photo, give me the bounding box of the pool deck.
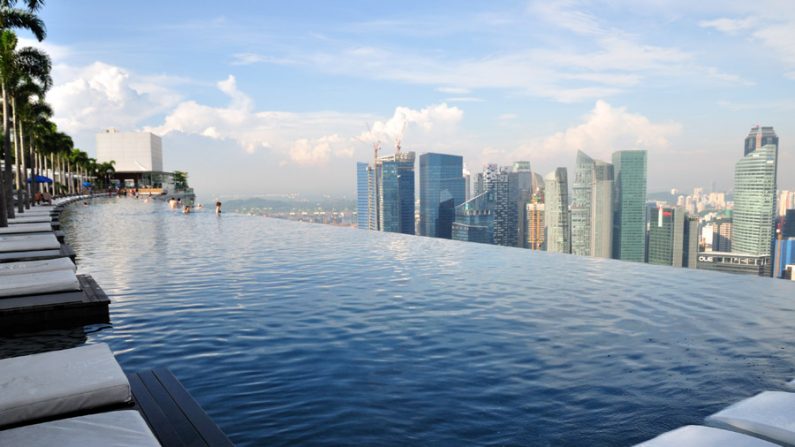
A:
[0,195,233,446]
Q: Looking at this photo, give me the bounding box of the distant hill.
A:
[224,196,356,212]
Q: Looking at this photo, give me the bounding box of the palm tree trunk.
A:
[12,97,23,213]
[1,84,14,218]
[20,122,29,208]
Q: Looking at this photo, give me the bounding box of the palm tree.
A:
[12,79,47,207]
[0,0,46,225]
[0,31,50,215]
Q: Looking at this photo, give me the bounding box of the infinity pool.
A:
[2,198,794,446]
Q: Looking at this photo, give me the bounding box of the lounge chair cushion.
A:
[0,269,80,298]
[706,391,795,446]
[0,234,60,252]
[0,344,131,427]
[0,223,53,234]
[636,425,778,446]
[0,258,76,277]
[7,216,54,224]
[635,425,776,447]
[0,411,159,447]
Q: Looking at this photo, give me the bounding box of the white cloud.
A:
[149,76,463,164]
[498,113,518,121]
[49,62,182,133]
[514,100,682,162]
[230,52,295,66]
[357,103,463,145]
[699,17,757,34]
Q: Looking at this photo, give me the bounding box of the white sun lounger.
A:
[705,391,795,446]
[635,425,779,446]
[0,234,60,252]
[0,258,76,276]
[0,344,131,427]
[0,269,80,298]
[0,223,55,235]
[0,411,159,447]
[7,216,54,224]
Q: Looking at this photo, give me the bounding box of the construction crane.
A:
[365,122,381,165]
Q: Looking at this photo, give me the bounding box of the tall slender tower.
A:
[379,152,416,235]
[544,168,571,254]
[356,162,370,229]
[572,151,613,258]
[612,150,647,263]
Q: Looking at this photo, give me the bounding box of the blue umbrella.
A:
[82,181,93,187]
[27,175,53,184]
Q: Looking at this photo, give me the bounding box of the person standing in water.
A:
[215,199,222,215]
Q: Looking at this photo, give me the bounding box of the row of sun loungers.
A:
[637,389,795,446]
[0,196,108,333]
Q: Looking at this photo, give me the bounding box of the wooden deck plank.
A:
[0,249,62,263]
[152,368,234,447]
[129,372,186,447]
[138,370,205,446]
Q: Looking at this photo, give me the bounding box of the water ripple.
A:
[1,197,794,446]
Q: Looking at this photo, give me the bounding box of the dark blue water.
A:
[2,198,794,446]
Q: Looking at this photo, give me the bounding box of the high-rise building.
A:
[544,168,571,254]
[683,216,699,268]
[512,162,534,247]
[773,238,795,279]
[379,152,416,235]
[612,150,647,263]
[463,168,471,202]
[492,168,519,247]
[452,190,496,244]
[419,153,466,239]
[712,217,733,252]
[526,199,545,250]
[784,209,795,239]
[732,144,776,256]
[647,206,697,268]
[356,162,370,229]
[572,151,613,258]
[744,125,779,157]
[592,160,614,258]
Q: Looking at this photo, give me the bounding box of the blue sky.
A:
[29,0,795,198]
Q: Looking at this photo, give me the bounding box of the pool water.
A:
[2,198,795,446]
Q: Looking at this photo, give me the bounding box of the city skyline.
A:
[28,1,795,199]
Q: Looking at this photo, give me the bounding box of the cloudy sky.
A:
[31,0,795,198]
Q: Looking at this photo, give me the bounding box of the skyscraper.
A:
[419,153,466,239]
[512,161,534,247]
[732,143,776,256]
[491,169,518,247]
[612,150,647,263]
[379,152,416,235]
[526,200,545,250]
[648,206,683,267]
[452,190,496,244]
[544,168,571,254]
[744,125,778,157]
[572,151,594,257]
[572,151,613,258]
[592,160,614,258]
[356,162,369,229]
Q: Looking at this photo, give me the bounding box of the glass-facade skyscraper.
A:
[612,150,647,263]
[356,162,370,229]
[572,151,613,258]
[648,206,684,267]
[732,144,777,256]
[544,168,570,254]
[379,152,416,235]
[419,153,466,239]
[452,190,496,244]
